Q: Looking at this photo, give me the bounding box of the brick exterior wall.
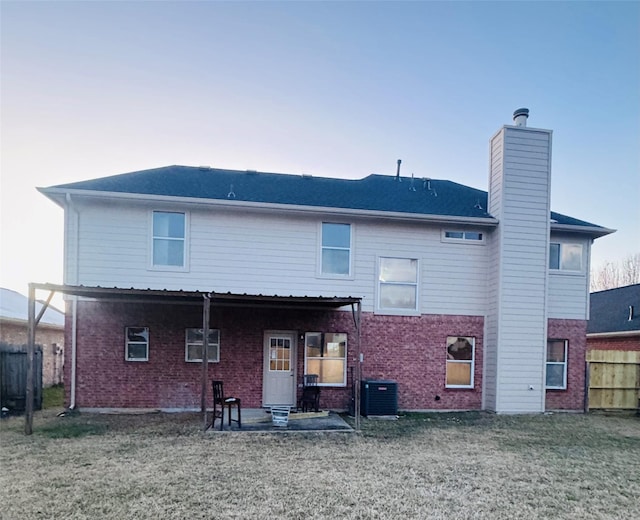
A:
[65,302,587,412]
[65,301,486,411]
[1,320,64,387]
[360,314,484,411]
[587,335,640,352]
[545,319,588,411]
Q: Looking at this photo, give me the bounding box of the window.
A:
[125,327,149,361]
[152,211,186,268]
[443,230,484,242]
[378,257,418,311]
[268,336,291,371]
[321,223,351,275]
[549,243,582,271]
[546,340,567,389]
[446,336,475,388]
[305,332,347,386]
[185,328,220,363]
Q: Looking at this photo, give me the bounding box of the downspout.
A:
[65,193,80,410]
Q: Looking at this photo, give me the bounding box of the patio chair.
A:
[211,380,241,431]
[297,373,321,412]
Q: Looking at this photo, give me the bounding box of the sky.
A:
[1,0,639,308]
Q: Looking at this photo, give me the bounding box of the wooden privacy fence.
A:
[0,343,43,412]
[586,350,640,411]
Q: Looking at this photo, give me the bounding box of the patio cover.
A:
[25,283,362,434]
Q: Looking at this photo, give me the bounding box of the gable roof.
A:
[588,284,640,334]
[40,165,610,233]
[0,288,65,327]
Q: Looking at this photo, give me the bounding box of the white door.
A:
[263,331,296,407]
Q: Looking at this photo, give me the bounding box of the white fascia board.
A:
[551,223,616,239]
[38,187,500,227]
[587,330,640,339]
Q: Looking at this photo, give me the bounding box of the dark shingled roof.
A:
[46,165,604,227]
[588,284,640,334]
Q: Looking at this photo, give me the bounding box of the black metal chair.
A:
[211,380,241,430]
[297,374,321,412]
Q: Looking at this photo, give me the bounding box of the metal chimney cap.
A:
[513,108,529,119]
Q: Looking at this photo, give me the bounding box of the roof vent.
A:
[513,108,529,127]
[474,199,483,210]
[198,165,211,171]
[395,159,402,181]
[630,305,635,321]
[227,184,236,199]
[409,174,416,192]
[423,178,437,197]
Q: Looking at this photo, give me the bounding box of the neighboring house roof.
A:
[40,166,611,234]
[588,284,640,335]
[0,288,65,327]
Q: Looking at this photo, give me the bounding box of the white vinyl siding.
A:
[70,200,490,316]
[484,126,551,413]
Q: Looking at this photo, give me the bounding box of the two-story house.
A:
[38,109,613,414]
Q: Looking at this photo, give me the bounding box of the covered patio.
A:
[24,283,363,435]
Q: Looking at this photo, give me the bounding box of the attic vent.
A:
[246,169,257,173]
[630,305,635,321]
[199,165,211,171]
[302,174,313,179]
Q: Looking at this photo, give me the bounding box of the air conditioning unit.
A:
[360,380,398,417]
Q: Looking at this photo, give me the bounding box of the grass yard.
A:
[1,410,638,520]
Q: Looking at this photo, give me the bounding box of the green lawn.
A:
[1,410,638,519]
[42,384,64,409]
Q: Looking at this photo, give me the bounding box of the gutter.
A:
[587,330,640,339]
[551,223,615,239]
[65,193,80,410]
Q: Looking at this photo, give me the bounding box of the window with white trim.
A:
[125,327,149,361]
[185,328,220,363]
[305,332,347,386]
[446,336,475,388]
[152,211,186,268]
[546,339,567,389]
[549,243,583,271]
[321,222,351,275]
[378,257,418,311]
[443,230,484,242]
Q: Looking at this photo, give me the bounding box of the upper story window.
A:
[152,211,186,268]
[549,242,583,271]
[125,327,149,362]
[321,222,351,276]
[378,257,418,311]
[442,230,484,243]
